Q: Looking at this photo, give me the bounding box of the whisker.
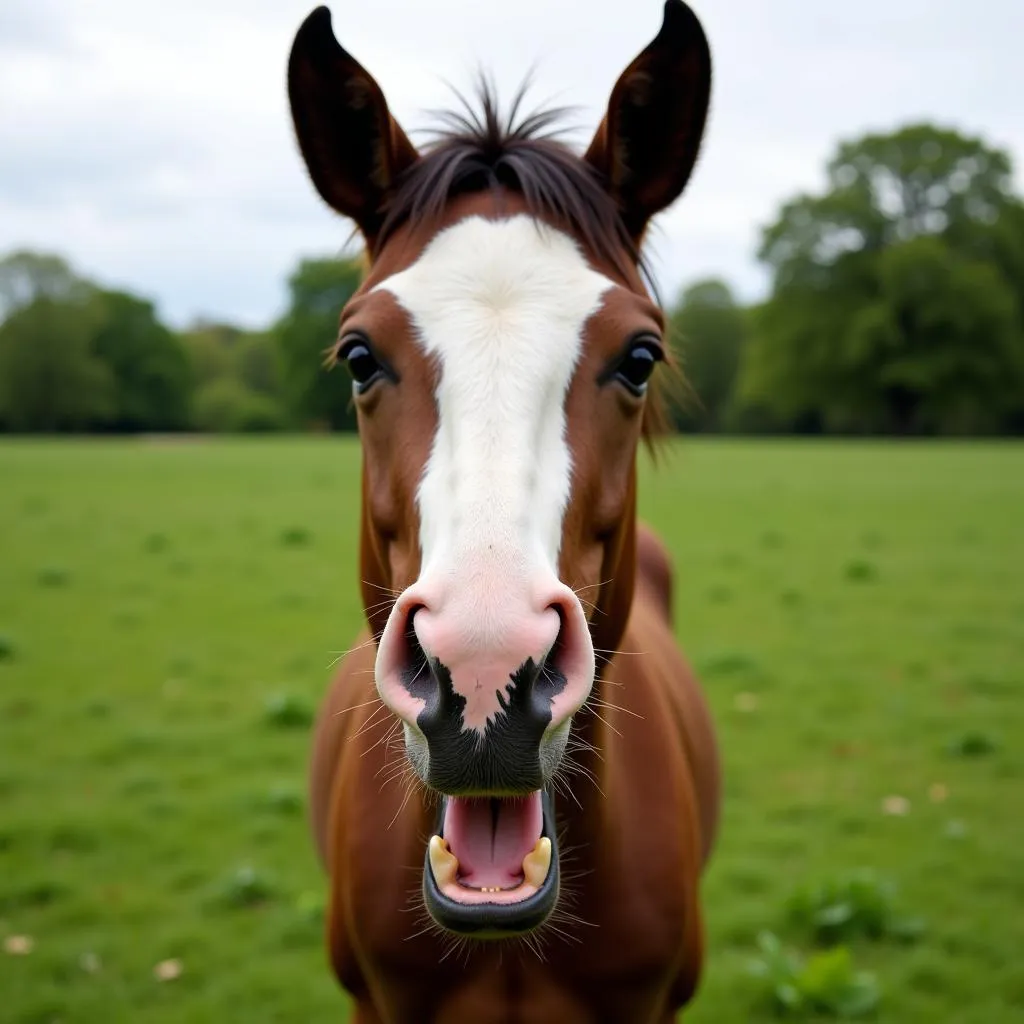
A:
[376,756,410,782]
[331,696,384,718]
[386,773,421,831]
[558,755,605,797]
[438,935,470,963]
[360,579,404,597]
[360,718,403,759]
[326,633,384,668]
[586,697,644,721]
[565,742,603,764]
[573,579,614,595]
[583,706,622,738]
[549,770,582,811]
[378,762,415,789]
[351,702,393,740]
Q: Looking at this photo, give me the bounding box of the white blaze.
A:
[379,215,613,592]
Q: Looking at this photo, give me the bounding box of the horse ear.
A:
[584,0,711,242]
[288,6,418,245]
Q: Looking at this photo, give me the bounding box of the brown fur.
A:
[292,3,719,1020]
[309,539,720,1023]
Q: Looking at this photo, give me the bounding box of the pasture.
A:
[1,437,1021,1022]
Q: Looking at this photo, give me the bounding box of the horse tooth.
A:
[522,837,551,888]
[428,835,458,887]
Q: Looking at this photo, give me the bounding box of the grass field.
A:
[1,437,1022,1023]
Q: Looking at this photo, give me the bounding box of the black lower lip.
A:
[421,790,559,936]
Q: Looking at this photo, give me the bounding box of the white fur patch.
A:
[378,215,611,728]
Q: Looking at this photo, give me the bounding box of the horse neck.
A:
[562,462,639,821]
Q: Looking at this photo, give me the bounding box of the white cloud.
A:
[2,0,1023,326]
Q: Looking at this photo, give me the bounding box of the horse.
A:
[288,2,720,1020]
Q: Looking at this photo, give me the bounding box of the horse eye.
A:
[339,338,385,393]
[614,340,662,395]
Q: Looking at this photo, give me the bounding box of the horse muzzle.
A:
[374,575,594,934]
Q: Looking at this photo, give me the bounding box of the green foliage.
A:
[234,331,281,397]
[669,279,749,431]
[273,257,363,430]
[0,297,114,431]
[88,290,191,431]
[193,378,286,433]
[180,322,287,432]
[748,932,881,1018]
[787,871,926,945]
[759,125,1015,287]
[0,250,90,319]
[744,124,1024,434]
[0,255,191,433]
[179,321,240,389]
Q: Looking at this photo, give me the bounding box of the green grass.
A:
[1,437,1021,1022]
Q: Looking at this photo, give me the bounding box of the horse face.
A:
[289,0,710,933]
[351,203,668,793]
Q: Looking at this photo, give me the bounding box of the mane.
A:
[374,82,677,443]
[377,81,653,288]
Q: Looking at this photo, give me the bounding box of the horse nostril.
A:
[401,605,432,696]
[531,602,566,691]
[533,589,595,724]
[405,604,423,645]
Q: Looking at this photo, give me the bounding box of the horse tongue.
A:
[442,792,543,889]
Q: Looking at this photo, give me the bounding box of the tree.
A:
[179,321,240,390]
[0,250,196,433]
[0,251,91,320]
[273,257,363,430]
[192,378,285,432]
[178,321,286,432]
[669,279,748,431]
[88,290,191,431]
[745,124,1024,434]
[0,297,114,431]
[233,331,282,398]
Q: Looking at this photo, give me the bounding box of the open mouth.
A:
[422,789,559,935]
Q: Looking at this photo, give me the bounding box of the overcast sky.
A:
[2,0,1022,328]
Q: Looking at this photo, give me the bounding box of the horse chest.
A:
[358,947,683,1024]
[335,832,697,1024]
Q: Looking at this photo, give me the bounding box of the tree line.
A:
[2,122,1022,436]
[0,251,362,434]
